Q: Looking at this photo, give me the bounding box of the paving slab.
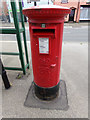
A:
[24,80,68,110]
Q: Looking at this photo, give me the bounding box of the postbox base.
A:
[24,80,68,110]
[34,82,60,101]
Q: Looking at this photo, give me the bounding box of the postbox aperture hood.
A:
[22,5,71,23]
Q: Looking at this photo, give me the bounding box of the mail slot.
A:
[33,29,55,34]
[23,5,70,100]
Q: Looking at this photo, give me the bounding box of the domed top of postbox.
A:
[22,5,71,23]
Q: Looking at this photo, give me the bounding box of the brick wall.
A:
[54,0,78,22]
[2,1,9,16]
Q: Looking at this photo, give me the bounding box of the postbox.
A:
[23,5,70,100]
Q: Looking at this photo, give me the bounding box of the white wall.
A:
[23,0,53,9]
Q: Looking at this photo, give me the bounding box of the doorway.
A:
[69,9,75,22]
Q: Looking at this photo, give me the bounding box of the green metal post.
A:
[19,1,30,69]
[11,1,26,74]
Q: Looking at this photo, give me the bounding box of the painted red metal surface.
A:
[23,5,70,88]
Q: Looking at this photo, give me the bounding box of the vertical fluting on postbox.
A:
[23,5,71,101]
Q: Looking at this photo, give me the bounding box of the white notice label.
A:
[39,38,49,54]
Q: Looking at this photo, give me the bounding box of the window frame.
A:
[61,0,68,4]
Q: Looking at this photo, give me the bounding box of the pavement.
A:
[0,21,88,27]
[0,22,88,118]
[0,22,88,43]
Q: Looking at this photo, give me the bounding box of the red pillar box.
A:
[23,5,70,100]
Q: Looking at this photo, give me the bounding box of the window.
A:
[86,0,90,4]
[61,0,68,3]
[27,0,40,3]
[80,7,90,20]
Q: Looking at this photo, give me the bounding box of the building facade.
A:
[0,1,11,22]
[54,0,90,22]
